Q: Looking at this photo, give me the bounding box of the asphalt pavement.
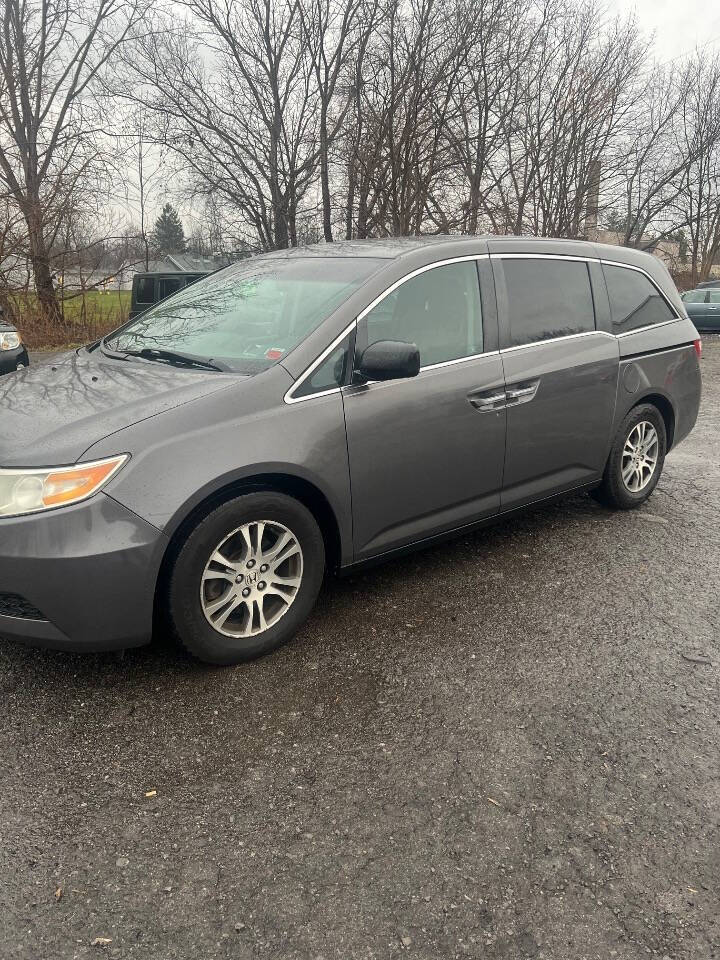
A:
[3,339,719,960]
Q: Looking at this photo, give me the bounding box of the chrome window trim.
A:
[500,329,615,354]
[284,250,686,405]
[615,317,682,338]
[490,252,598,263]
[420,349,500,371]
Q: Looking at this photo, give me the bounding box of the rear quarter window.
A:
[604,264,676,333]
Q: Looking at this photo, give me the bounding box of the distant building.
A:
[591,229,684,272]
[140,252,241,275]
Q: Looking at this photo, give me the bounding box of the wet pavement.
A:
[2,339,719,960]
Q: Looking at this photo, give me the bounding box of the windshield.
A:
[105,256,384,374]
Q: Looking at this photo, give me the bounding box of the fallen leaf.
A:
[144,790,157,798]
[90,938,112,947]
[487,797,500,807]
[54,887,62,901]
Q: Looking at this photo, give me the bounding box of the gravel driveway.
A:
[2,339,719,960]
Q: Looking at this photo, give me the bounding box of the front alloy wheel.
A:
[169,491,325,664]
[200,521,304,638]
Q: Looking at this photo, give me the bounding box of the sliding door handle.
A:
[505,380,540,405]
[468,389,506,411]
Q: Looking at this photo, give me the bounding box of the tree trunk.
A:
[28,234,60,323]
[320,102,333,243]
[345,154,356,240]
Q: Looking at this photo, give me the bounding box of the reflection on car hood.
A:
[0,350,241,466]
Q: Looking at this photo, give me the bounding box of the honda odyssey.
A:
[0,236,702,664]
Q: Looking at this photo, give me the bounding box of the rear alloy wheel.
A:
[593,403,667,509]
[169,492,325,664]
[620,420,659,493]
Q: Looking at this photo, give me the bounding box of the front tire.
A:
[594,403,667,509]
[168,492,325,664]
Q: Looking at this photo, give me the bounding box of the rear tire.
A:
[168,491,325,665]
[593,403,667,509]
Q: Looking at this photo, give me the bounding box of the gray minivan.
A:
[0,237,702,664]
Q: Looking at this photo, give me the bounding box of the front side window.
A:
[106,257,383,375]
[683,290,707,303]
[498,258,595,347]
[604,264,676,333]
[360,261,483,368]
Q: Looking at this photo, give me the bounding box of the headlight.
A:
[0,455,128,517]
[0,331,21,350]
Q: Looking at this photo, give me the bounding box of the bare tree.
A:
[0,0,144,320]
[118,0,326,250]
[106,0,720,266]
[675,54,720,283]
[299,0,364,242]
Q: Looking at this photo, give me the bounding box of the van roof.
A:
[260,234,661,269]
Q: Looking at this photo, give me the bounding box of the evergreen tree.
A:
[151,203,187,254]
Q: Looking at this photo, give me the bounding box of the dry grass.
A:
[6,290,130,350]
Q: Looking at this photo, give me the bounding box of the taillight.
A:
[694,338,702,359]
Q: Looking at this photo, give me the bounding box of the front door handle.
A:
[505,380,540,406]
[468,389,507,412]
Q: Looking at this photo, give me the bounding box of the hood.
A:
[0,349,241,466]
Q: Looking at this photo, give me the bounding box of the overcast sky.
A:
[610,0,720,62]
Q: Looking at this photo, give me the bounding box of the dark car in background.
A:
[0,236,702,664]
[0,316,29,376]
[681,288,720,330]
[129,270,210,320]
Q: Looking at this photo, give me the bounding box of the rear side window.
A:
[709,291,720,304]
[135,277,155,304]
[499,258,595,347]
[604,265,676,333]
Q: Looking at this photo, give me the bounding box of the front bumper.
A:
[0,345,29,376]
[0,493,168,651]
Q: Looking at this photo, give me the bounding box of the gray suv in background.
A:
[0,236,702,664]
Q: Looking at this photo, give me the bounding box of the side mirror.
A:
[355,339,420,382]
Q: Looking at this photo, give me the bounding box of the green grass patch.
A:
[59,289,130,325]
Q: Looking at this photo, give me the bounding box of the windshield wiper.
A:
[122,347,228,372]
